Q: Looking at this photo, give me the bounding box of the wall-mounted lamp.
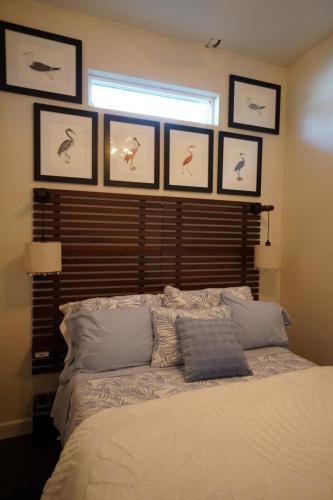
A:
[249,203,281,271]
[25,189,62,277]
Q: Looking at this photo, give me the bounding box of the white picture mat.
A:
[234,81,276,129]
[169,129,209,188]
[109,122,155,183]
[221,137,258,192]
[40,111,92,178]
[5,29,76,96]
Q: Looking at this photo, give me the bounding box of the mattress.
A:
[43,365,333,500]
[52,346,314,444]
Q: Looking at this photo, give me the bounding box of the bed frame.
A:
[32,188,260,373]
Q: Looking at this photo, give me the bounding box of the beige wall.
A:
[281,34,333,365]
[0,0,286,438]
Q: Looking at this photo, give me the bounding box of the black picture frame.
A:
[217,131,262,197]
[34,103,98,185]
[0,21,82,103]
[104,114,160,189]
[228,74,281,135]
[164,122,213,193]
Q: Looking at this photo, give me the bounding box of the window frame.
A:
[88,70,219,126]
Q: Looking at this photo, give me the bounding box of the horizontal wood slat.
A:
[32,188,260,374]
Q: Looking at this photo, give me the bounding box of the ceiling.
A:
[38,0,333,66]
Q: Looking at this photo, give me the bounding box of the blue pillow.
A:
[175,317,252,382]
[220,292,289,350]
[60,306,153,382]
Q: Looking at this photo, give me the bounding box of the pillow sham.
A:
[150,305,231,368]
[59,293,163,365]
[220,292,289,350]
[163,285,253,310]
[176,317,252,382]
[60,306,153,383]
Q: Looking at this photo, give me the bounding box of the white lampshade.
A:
[254,245,281,271]
[25,242,62,276]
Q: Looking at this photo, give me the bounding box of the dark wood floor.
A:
[0,434,61,500]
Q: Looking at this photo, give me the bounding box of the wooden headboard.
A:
[32,188,260,373]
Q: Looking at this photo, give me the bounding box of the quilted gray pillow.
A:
[150,305,231,368]
[176,318,252,382]
[163,285,253,309]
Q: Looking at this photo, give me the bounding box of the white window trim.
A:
[88,70,219,126]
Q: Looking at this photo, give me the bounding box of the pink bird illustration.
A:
[123,137,140,170]
[181,145,195,175]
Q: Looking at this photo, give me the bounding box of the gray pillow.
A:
[59,293,163,366]
[220,292,289,350]
[60,306,153,382]
[175,317,252,382]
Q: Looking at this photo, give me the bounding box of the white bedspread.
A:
[43,366,333,500]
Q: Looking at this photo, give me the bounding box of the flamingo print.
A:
[181,145,195,175]
[123,137,140,170]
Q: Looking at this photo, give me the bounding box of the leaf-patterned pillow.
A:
[209,286,253,303]
[163,285,252,309]
[98,293,163,309]
[150,305,232,368]
[60,293,163,364]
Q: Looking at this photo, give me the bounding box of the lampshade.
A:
[254,245,281,271]
[25,242,62,276]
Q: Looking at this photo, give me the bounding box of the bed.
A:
[41,285,333,500]
[43,362,333,500]
[53,346,313,445]
[32,191,333,499]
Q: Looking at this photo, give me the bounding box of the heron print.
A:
[57,128,76,164]
[234,152,245,181]
[181,145,195,175]
[123,137,140,171]
[246,97,266,115]
[23,52,61,80]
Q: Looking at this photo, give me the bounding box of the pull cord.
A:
[265,211,271,246]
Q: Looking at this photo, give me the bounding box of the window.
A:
[89,71,219,125]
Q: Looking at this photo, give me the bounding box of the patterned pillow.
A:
[59,293,163,364]
[163,285,253,309]
[60,293,163,316]
[150,305,231,368]
[175,317,252,382]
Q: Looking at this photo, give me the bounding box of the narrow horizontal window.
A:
[89,71,219,125]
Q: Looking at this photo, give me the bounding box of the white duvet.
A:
[42,366,333,500]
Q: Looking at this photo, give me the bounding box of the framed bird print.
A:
[164,123,213,192]
[34,103,98,184]
[217,131,262,196]
[0,21,82,103]
[228,75,281,134]
[104,114,160,189]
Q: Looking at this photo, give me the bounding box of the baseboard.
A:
[0,418,32,439]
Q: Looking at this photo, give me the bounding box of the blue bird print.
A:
[246,97,266,114]
[234,153,245,181]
